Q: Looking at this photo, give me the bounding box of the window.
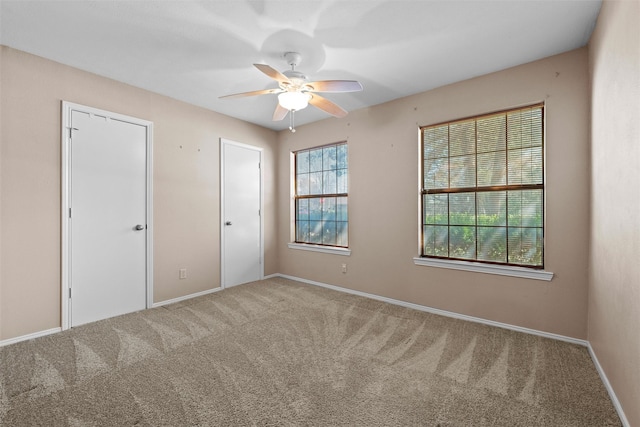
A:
[420,104,544,268]
[294,142,348,247]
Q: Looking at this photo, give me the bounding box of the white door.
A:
[67,106,150,327]
[221,139,262,288]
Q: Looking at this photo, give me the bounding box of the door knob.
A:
[134,224,145,231]
[225,221,232,226]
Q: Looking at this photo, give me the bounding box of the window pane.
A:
[477,151,506,186]
[477,191,506,226]
[423,194,448,225]
[337,197,348,221]
[322,197,336,221]
[508,190,543,227]
[508,227,543,266]
[477,114,506,153]
[323,170,337,194]
[309,149,323,172]
[322,221,337,245]
[337,168,348,194]
[337,222,348,247]
[309,198,322,220]
[297,150,309,174]
[424,125,448,159]
[424,157,449,189]
[449,193,475,226]
[296,221,309,242]
[449,120,475,157]
[323,146,337,170]
[337,144,348,169]
[423,225,448,257]
[508,146,543,185]
[508,107,543,150]
[309,172,323,194]
[477,226,507,262]
[297,173,309,196]
[309,221,322,244]
[449,225,476,259]
[297,198,309,221]
[450,154,476,188]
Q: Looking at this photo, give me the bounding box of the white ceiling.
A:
[0,0,601,131]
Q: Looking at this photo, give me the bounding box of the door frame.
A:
[220,138,264,288]
[61,101,154,330]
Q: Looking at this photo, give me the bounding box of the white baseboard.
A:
[0,327,62,348]
[272,273,588,346]
[588,343,630,427]
[0,287,224,347]
[152,286,223,308]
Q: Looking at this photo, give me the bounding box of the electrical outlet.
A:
[179,268,187,279]
[341,263,347,274]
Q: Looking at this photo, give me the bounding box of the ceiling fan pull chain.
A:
[289,110,296,133]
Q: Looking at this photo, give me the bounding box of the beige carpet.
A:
[0,277,621,426]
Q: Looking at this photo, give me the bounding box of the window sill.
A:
[288,243,351,256]
[413,257,553,281]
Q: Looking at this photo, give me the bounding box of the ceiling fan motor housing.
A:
[282,70,308,90]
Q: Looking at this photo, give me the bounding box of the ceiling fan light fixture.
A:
[278,91,310,111]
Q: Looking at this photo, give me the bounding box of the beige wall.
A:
[589,1,640,425]
[277,48,591,339]
[0,46,278,341]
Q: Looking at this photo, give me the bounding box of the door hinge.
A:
[258,209,261,217]
[68,288,72,299]
[258,162,261,169]
[69,208,72,218]
[68,127,78,139]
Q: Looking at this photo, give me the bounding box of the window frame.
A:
[292,141,349,250]
[419,103,546,269]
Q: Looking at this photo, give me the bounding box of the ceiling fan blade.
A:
[219,88,282,99]
[305,80,363,93]
[272,104,288,121]
[308,94,348,118]
[254,64,290,84]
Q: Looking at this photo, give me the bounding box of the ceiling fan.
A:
[220,52,363,132]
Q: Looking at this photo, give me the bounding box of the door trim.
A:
[61,101,154,330]
[220,138,264,288]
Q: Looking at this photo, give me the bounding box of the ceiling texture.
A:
[0,0,602,131]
